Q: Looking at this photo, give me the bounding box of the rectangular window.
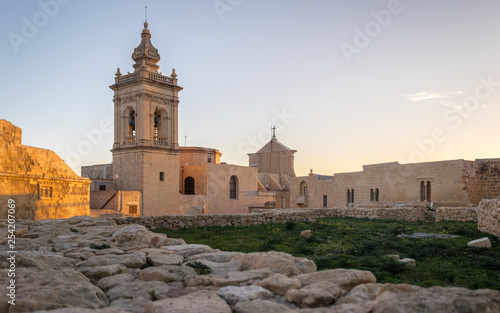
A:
[159,172,165,181]
[208,153,212,163]
[323,195,327,208]
[129,204,138,215]
[99,185,106,191]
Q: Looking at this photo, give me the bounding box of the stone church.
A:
[82,21,500,217]
[82,22,293,216]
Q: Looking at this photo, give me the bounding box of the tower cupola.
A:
[132,22,161,72]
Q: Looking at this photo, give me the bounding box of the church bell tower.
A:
[110,21,182,215]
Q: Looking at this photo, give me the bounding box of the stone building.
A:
[290,159,500,209]
[82,21,280,216]
[0,120,90,220]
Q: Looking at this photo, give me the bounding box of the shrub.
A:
[186,261,212,275]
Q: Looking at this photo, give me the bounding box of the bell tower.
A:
[110,21,182,215]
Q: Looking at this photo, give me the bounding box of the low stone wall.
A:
[109,207,444,230]
[435,207,477,222]
[478,198,500,237]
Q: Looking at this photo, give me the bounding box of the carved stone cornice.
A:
[117,92,179,106]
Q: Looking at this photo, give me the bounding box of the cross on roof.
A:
[272,125,277,140]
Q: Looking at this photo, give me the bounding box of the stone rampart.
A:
[478,198,500,237]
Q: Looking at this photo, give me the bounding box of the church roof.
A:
[254,138,296,154]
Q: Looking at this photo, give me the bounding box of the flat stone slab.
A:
[397,233,458,239]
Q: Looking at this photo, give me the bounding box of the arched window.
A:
[370,188,374,202]
[375,188,379,202]
[300,181,308,196]
[128,110,135,137]
[184,177,195,195]
[351,189,355,203]
[420,181,425,202]
[426,181,431,202]
[153,108,168,145]
[347,189,351,204]
[229,176,238,199]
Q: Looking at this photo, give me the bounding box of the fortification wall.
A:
[435,207,477,222]
[0,120,90,220]
[478,198,500,237]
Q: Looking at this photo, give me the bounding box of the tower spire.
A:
[145,6,148,23]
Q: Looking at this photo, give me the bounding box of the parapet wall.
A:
[109,206,477,230]
[478,198,500,237]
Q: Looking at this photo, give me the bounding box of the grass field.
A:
[154,218,500,290]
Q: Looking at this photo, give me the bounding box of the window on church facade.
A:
[299,181,308,196]
[347,189,351,204]
[159,172,164,181]
[185,177,195,195]
[229,176,238,199]
[128,110,135,137]
[99,185,106,191]
[323,195,327,207]
[208,153,212,163]
[420,181,425,201]
[370,189,374,202]
[375,188,379,202]
[426,181,431,201]
[129,204,138,215]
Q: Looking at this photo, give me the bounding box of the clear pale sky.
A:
[2,0,500,177]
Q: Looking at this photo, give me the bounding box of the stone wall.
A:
[478,198,500,237]
[90,190,141,216]
[435,207,477,222]
[0,120,90,220]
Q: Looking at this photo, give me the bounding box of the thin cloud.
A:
[403,90,465,109]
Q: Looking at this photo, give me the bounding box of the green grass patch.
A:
[153,218,500,290]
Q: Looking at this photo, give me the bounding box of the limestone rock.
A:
[190,259,241,277]
[399,258,416,267]
[13,252,76,270]
[295,269,376,292]
[233,300,291,313]
[147,253,184,266]
[164,238,187,246]
[161,244,217,257]
[144,290,232,313]
[212,268,275,287]
[77,252,147,268]
[255,273,302,296]
[107,280,172,301]
[467,237,492,248]
[110,296,152,313]
[79,263,127,279]
[32,308,129,313]
[65,250,95,260]
[336,283,384,305]
[9,268,109,312]
[139,265,197,282]
[190,251,244,263]
[286,281,342,308]
[216,285,273,305]
[97,273,136,290]
[300,230,312,238]
[373,286,500,313]
[112,224,168,248]
[240,251,315,276]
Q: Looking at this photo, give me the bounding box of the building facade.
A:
[290,159,500,209]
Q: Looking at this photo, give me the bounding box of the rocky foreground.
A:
[1,217,499,313]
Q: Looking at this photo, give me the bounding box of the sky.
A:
[2,0,500,177]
